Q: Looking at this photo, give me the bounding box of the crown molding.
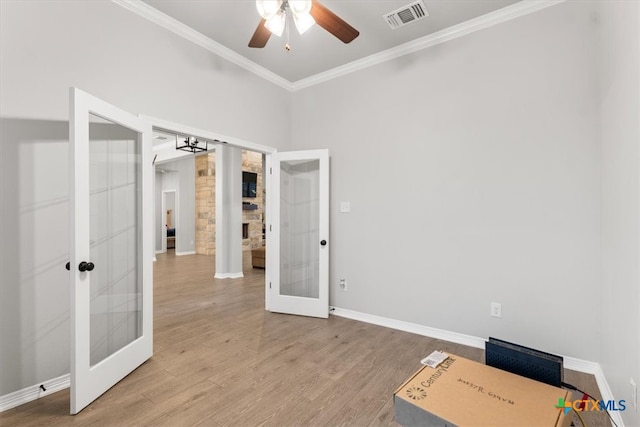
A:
[114,0,564,93]
[112,0,293,90]
[291,0,565,90]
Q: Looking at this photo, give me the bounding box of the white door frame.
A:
[264,150,330,318]
[69,87,153,414]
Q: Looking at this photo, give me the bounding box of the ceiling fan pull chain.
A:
[285,9,291,51]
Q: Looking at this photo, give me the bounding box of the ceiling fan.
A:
[249,0,359,50]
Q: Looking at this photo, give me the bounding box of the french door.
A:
[69,88,153,414]
[267,149,329,318]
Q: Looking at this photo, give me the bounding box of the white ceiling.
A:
[137,0,524,84]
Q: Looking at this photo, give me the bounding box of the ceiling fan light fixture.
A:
[256,0,282,19]
[249,0,359,48]
[289,0,312,15]
[293,11,315,34]
[265,10,286,36]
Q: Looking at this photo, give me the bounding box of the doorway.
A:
[161,190,177,253]
[147,117,330,319]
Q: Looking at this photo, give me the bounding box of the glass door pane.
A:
[279,159,320,299]
[88,114,142,366]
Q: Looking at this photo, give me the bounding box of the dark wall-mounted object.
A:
[242,171,258,198]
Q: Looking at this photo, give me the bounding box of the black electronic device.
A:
[242,171,258,198]
[485,337,564,387]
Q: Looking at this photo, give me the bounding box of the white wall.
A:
[0,0,289,397]
[291,1,602,361]
[598,2,640,426]
[0,119,71,397]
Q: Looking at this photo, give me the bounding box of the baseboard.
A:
[214,272,244,279]
[330,306,623,426]
[0,373,70,412]
[562,356,600,375]
[330,307,485,349]
[175,251,196,256]
[561,356,626,425]
[591,365,626,427]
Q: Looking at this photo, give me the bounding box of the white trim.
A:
[563,356,601,375]
[112,0,291,90]
[115,0,564,92]
[175,250,196,256]
[214,272,244,279]
[331,307,484,349]
[592,365,626,427]
[330,305,624,427]
[0,374,70,412]
[291,0,565,90]
[264,154,272,312]
[142,114,276,156]
[558,356,624,425]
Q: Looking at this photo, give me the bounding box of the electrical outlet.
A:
[490,302,502,318]
[631,378,637,411]
[339,278,347,291]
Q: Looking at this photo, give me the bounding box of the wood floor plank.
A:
[0,252,610,426]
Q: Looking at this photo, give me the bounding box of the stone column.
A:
[242,150,265,250]
[195,153,215,255]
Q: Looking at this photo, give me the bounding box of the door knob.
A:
[78,261,95,272]
[65,262,70,271]
[320,240,327,246]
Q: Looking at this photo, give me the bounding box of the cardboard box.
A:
[394,354,572,427]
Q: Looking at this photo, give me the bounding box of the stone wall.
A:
[195,150,263,255]
[195,154,215,255]
[242,150,264,251]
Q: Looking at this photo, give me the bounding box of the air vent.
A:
[383,0,429,29]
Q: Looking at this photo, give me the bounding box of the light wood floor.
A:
[1,252,610,426]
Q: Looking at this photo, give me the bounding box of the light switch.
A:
[340,201,351,213]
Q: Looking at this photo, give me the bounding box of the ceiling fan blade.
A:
[310,0,359,44]
[248,19,271,48]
